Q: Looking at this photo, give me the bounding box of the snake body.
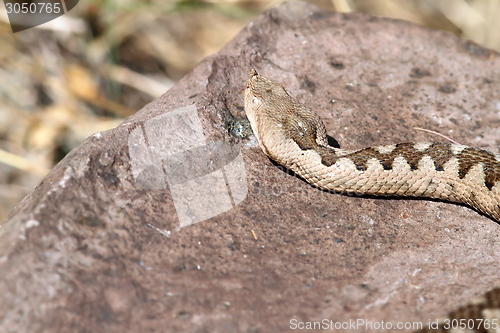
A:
[244,69,500,222]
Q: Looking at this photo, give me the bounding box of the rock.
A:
[2,1,500,332]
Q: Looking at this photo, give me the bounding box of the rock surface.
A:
[2,1,500,332]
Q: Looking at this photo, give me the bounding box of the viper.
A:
[244,69,500,222]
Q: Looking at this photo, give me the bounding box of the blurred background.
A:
[0,0,499,222]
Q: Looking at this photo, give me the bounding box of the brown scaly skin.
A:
[244,69,500,221]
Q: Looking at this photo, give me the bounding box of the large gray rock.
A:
[2,1,500,332]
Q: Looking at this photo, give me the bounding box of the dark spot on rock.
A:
[409,68,431,78]
[360,284,375,291]
[269,13,282,25]
[102,171,119,184]
[341,13,351,20]
[227,242,239,251]
[300,78,316,93]
[175,310,191,320]
[77,216,106,228]
[312,12,329,20]
[463,40,492,59]
[173,264,187,272]
[226,117,252,138]
[329,59,345,69]
[438,85,456,94]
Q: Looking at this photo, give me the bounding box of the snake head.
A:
[244,69,331,164]
[245,69,289,100]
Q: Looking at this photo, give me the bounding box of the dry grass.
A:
[0,0,499,222]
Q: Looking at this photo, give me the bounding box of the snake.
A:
[244,69,500,222]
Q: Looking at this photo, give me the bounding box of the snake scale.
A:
[244,69,500,222]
